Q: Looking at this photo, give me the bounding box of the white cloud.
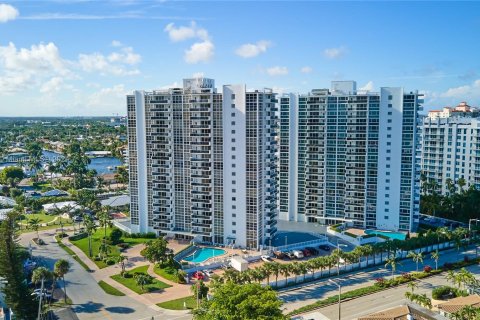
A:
[235,40,271,58]
[0,4,19,23]
[40,77,64,94]
[87,84,127,108]
[184,40,214,64]
[323,46,347,59]
[440,80,480,98]
[359,81,374,91]
[78,46,141,75]
[0,42,70,94]
[111,40,123,47]
[164,21,209,42]
[266,66,288,76]
[192,72,204,78]
[300,66,312,74]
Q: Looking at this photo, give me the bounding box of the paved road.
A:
[20,230,192,320]
[295,264,480,320]
[279,245,479,313]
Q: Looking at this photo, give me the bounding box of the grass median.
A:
[98,280,126,296]
[111,265,171,294]
[55,235,91,272]
[157,296,196,310]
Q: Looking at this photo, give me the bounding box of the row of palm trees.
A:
[211,227,474,289]
[446,268,479,291]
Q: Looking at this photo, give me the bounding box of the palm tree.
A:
[280,263,291,287]
[262,262,275,286]
[83,215,96,257]
[385,255,400,280]
[298,262,309,283]
[54,259,70,303]
[407,280,418,293]
[290,262,301,284]
[97,207,113,239]
[407,251,424,272]
[362,245,373,267]
[117,255,128,276]
[134,274,151,292]
[332,248,343,275]
[28,217,41,240]
[270,262,281,287]
[446,270,460,289]
[32,266,54,307]
[431,250,440,270]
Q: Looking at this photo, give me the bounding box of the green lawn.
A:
[55,235,91,272]
[157,296,197,310]
[111,265,171,294]
[19,212,58,224]
[153,265,177,282]
[98,280,125,296]
[70,227,152,268]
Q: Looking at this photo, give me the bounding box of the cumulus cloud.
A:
[359,81,374,91]
[323,46,347,59]
[87,84,127,108]
[0,42,70,94]
[266,66,288,76]
[0,4,19,23]
[192,72,204,78]
[111,40,123,47]
[164,21,209,42]
[235,40,271,58]
[164,21,214,64]
[78,45,141,75]
[440,79,480,99]
[184,41,214,64]
[300,66,312,74]
[40,77,64,94]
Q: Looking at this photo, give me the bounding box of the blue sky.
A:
[0,0,479,116]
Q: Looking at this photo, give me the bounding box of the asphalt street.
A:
[279,245,479,313]
[296,264,480,320]
[20,230,193,320]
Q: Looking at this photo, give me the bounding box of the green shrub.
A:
[109,227,123,244]
[69,232,87,241]
[106,259,116,266]
[432,286,456,300]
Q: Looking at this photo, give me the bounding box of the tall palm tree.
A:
[280,264,291,287]
[332,248,343,275]
[28,217,41,240]
[54,259,70,303]
[270,262,281,287]
[407,281,418,293]
[290,262,301,284]
[262,262,275,286]
[83,215,97,257]
[431,250,440,270]
[298,262,308,283]
[385,255,400,280]
[407,251,424,272]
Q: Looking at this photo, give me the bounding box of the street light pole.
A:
[329,279,341,320]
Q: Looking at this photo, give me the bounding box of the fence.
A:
[271,236,329,252]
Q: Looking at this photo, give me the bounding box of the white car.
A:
[203,270,214,277]
[261,255,272,262]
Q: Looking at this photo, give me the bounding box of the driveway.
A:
[20,230,192,320]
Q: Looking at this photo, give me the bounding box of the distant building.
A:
[437,294,480,317]
[427,102,478,119]
[421,114,480,194]
[358,304,436,320]
[279,81,423,232]
[126,78,278,248]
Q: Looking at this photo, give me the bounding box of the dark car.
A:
[273,251,286,259]
[305,247,318,255]
[302,248,312,257]
[319,245,331,251]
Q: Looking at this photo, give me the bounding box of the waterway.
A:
[0,150,122,175]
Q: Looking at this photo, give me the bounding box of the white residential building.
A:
[422,115,480,195]
[279,81,423,232]
[126,78,278,248]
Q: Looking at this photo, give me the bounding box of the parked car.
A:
[319,245,331,251]
[302,248,311,257]
[285,251,296,259]
[273,251,286,259]
[305,247,318,255]
[292,250,304,259]
[202,270,214,277]
[261,255,272,262]
[73,216,83,222]
[191,271,204,280]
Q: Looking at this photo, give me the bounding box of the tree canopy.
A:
[193,282,287,320]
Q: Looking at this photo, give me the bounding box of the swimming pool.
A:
[365,229,407,241]
[183,248,226,263]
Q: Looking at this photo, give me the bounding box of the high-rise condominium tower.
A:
[422,102,480,195]
[279,81,423,232]
[126,78,278,248]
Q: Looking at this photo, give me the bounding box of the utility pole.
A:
[329,279,341,320]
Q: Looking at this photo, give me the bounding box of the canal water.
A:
[0,150,122,175]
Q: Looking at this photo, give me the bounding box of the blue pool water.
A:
[183,248,226,263]
[365,229,407,241]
